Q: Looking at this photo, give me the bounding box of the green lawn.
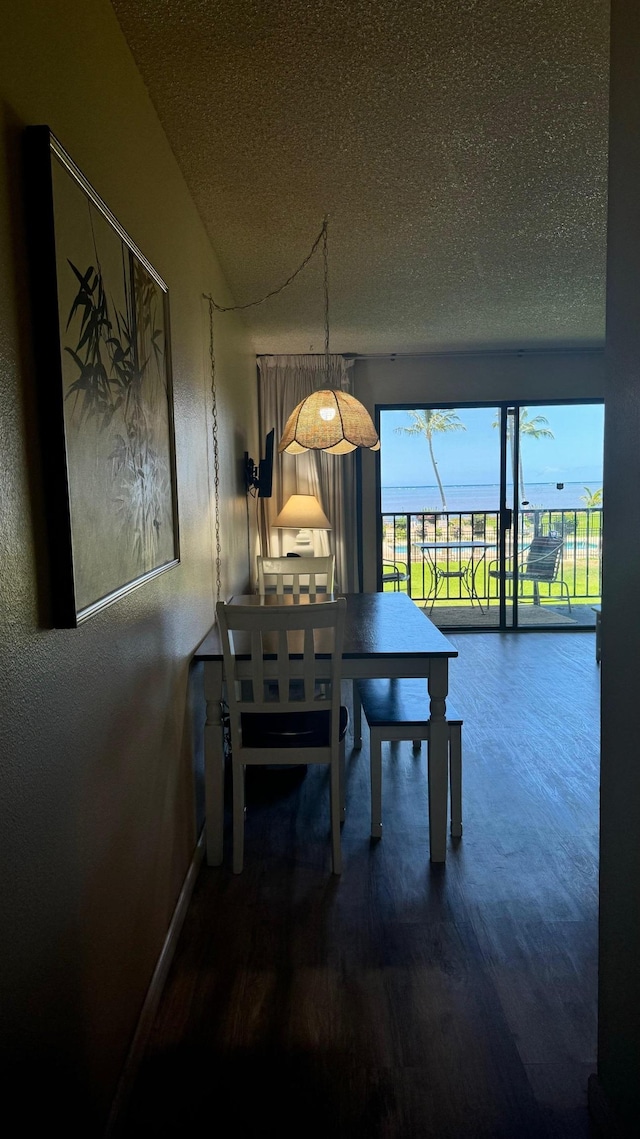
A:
[382,559,601,606]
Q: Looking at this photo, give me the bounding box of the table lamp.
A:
[273,493,331,553]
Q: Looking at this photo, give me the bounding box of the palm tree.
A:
[581,486,603,507]
[493,409,554,503]
[394,409,466,509]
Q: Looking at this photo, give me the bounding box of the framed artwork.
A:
[24,127,180,626]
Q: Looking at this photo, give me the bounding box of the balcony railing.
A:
[381,508,603,606]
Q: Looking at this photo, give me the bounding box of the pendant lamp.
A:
[278,220,380,455]
[279,388,380,454]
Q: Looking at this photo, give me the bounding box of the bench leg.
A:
[426,720,448,862]
[449,726,463,837]
[370,730,383,838]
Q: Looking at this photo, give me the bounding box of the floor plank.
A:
[116,630,600,1138]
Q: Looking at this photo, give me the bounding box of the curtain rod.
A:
[346,347,604,360]
[257,347,604,361]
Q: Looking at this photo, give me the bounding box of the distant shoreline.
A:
[382,481,602,512]
[382,481,602,489]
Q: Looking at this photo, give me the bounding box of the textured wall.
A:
[0,0,257,1131]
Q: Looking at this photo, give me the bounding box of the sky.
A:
[379,403,605,487]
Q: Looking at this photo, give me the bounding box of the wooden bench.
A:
[357,678,463,845]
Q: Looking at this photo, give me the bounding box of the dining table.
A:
[193,590,458,865]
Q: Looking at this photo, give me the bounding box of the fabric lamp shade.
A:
[273,494,332,531]
[278,389,380,454]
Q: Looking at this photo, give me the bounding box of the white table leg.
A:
[428,658,449,862]
[203,661,225,866]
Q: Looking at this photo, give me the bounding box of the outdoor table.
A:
[415,540,496,613]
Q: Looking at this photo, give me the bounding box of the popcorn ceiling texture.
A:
[110,0,609,355]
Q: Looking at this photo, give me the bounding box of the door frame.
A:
[373,397,604,631]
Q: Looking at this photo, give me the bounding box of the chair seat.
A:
[241,705,349,747]
[381,561,410,591]
[358,678,462,729]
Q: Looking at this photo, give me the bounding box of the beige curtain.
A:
[257,355,359,593]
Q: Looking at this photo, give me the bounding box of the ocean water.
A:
[381,482,601,513]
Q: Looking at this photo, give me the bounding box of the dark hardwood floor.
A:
[116,630,600,1138]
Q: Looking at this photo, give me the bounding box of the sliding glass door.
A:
[378,400,604,631]
[504,402,604,630]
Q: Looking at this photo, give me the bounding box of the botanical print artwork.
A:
[51,151,178,616]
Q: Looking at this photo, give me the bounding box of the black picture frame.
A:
[24,127,180,626]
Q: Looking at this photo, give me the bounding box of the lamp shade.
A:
[278,389,380,455]
[273,494,332,530]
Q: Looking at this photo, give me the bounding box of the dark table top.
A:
[194,591,458,662]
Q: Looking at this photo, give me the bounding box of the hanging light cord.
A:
[204,218,329,600]
[323,220,331,383]
[204,219,327,313]
[207,297,222,599]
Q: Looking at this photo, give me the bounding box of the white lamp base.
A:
[294,528,314,552]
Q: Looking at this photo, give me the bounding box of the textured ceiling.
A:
[110,0,610,356]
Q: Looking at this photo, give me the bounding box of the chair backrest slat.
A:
[257,554,335,597]
[216,598,346,721]
[523,536,563,581]
[277,628,289,700]
[250,628,264,695]
[303,626,316,699]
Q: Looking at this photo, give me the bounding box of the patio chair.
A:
[381,559,410,592]
[488,534,571,611]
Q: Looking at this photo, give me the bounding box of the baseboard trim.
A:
[105,826,206,1136]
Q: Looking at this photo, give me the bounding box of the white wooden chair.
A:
[357,677,463,849]
[257,554,335,596]
[216,597,348,874]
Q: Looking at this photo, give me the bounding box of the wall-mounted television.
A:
[244,428,274,498]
